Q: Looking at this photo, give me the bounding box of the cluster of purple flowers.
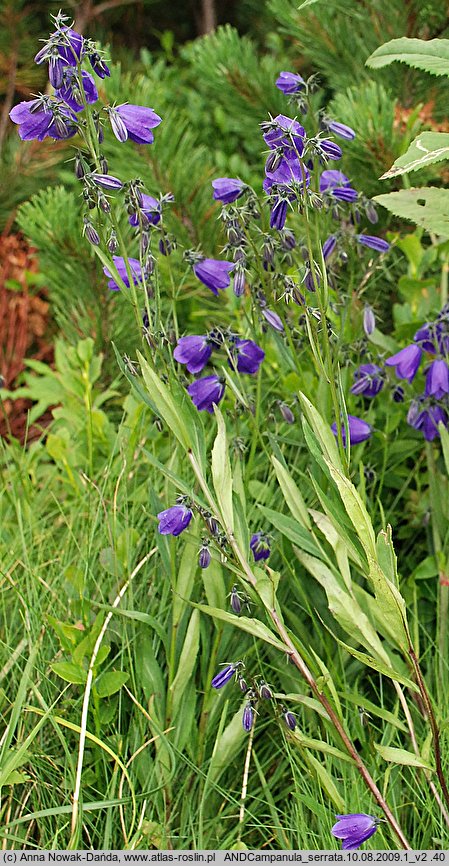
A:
[345,306,449,443]
[173,328,264,413]
[10,12,161,148]
[210,661,296,734]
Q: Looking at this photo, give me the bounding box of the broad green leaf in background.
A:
[374,188,449,237]
[366,38,449,78]
[50,661,87,685]
[95,670,129,698]
[211,408,234,533]
[381,132,449,178]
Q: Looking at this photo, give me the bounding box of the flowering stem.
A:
[408,646,449,813]
[425,441,448,690]
[237,706,256,845]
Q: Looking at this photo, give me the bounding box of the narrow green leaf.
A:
[333,638,419,692]
[257,504,322,557]
[324,461,376,559]
[292,731,355,764]
[193,603,287,652]
[374,744,433,770]
[211,408,234,533]
[302,751,345,811]
[366,37,449,77]
[138,353,191,451]
[170,609,200,716]
[439,423,449,477]
[271,456,312,529]
[298,392,343,470]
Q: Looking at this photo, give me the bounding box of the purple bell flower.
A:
[282,709,297,730]
[414,323,439,353]
[212,662,243,689]
[242,702,255,732]
[322,235,337,261]
[9,98,76,141]
[250,532,271,562]
[198,545,211,569]
[263,114,305,152]
[231,339,265,374]
[89,52,111,78]
[187,375,225,412]
[332,814,378,850]
[35,27,84,88]
[275,71,305,94]
[265,155,310,190]
[350,364,384,398]
[325,120,356,141]
[157,504,193,537]
[357,235,390,253]
[193,258,234,295]
[103,256,142,292]
[270,197,288,230]
[261,308,284,332]
[55,70,98,112]
[129,194,161,226]
[320,169,357,201]
[108,103,162,144]
[411,405,448,441]
[363,306,376,337]
[173,335,213,374]
[91,174,123,190]
[385,344,422,382]
[319,139,343,160]
[212,177,245,204]
[425,359,449,399]
[331,415,372,445]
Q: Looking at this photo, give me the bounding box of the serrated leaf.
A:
[381,132,449,178]
[374,744,433,770]
[95,670,129,698]
[212,408,234,533]
[374,188,449,237]
[50,661,87,684]
[366,38,449,77]
[193,603,287,652]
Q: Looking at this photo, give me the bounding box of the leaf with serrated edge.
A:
[374,188,449,237]
[381,132,449,178]
[366,37,449,77]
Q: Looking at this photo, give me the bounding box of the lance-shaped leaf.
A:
[381,132,449,178]
[333,638,419,693]
[193,603,287,652]
[366,37,449,77]
[271,455,312,530]
[374,187,449,237]
[212,408,234,533]
[374,744,434,771]
[298,392,343,470]
[170,609,200,716]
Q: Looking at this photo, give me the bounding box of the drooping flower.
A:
[103,256,142,292]
[157,504,193,537]
[282,708,297,730]
[250,532,271,562]
[212,177,245,204]
[363,305,376,337]
[173,335,213,374]
[411,405,448,441]
[318,139,343,161]
[91,173,123,190]
[331,415,372,445]
[242,702,255,731]
[56,69,98,112]
[211,661,244,689]
[129,194,161,227]
[263,114,305,152]
[357,235,390,253]
[414,323,439,353]
[261,308,284,332]
[319,170,357,202]
[198,545,211,569]
[331,814,378,850]
[35,27,84,88]
[324,119,356,141]
[265,155,310,190]
[187,375,225,412]
[270,197,289,230]
[350,364,384,398]
[9,97,76,141]
[230,339,265,374]
[322,235,337,261]
[89,52,110,78]
[193,258,234,296]
[425,359,449,399]
[385,344,422,382]
[107,103,162,144]
[275,71,305,94]
[259,681,273,700]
